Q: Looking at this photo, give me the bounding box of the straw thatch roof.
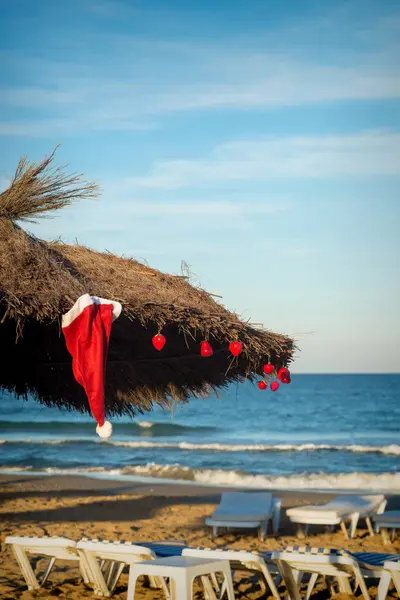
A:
[0,149,296,417]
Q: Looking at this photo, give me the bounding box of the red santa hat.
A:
[62,294,122,439]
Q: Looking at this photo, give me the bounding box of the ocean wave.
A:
[0,420,214,436]
[0,438,82,445]
[111,441,400,455]
[119,464,400,490]
[1,464,399,490]
[1,438,399,455]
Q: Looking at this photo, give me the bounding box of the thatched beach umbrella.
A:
[0,150,295,428]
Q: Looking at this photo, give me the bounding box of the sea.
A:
[1,374,399,492]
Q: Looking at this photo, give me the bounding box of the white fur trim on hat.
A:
[62,294,122,328]
[96,420,113,439]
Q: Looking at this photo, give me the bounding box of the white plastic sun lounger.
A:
[5,535,90,591]
[377,560,400,600]
[182,547,281,600]
[76,538,185,597]
[373,511,400,544]
[5,534,184,596]
[205,491,282,540]
[271,546,398,600]
[286,494,387,539]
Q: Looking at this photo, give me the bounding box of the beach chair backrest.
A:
[332,494,386,511]
[219,491,273,512]
[77,538,156,562]
[6,536,78,560]
[183,546,265,569]
[271,545,357,575]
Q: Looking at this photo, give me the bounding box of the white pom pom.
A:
[96,420,112,439]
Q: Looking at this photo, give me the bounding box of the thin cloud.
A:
[103,199,289,216]
[126,131,400,190]
[1,7,399,136]
[24,196,289,242]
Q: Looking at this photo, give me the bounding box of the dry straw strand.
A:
[0,146,99,222]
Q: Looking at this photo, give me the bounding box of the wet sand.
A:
[1,474,399,599]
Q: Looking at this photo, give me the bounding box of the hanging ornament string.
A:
[225,339,244,375]
[257,361,292,391]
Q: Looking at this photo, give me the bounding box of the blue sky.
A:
[1,0,399,373]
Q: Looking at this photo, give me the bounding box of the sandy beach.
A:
[1,474,399,599]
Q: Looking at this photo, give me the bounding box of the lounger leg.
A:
[105,562,115,587]
[127,572,140,600]
[337,575,352,594]
[85,551,111,597]
[202,575,218,600]
[220,577,227,597]
[259,521,267,541]
[109,563,125,593]
[261,565,281,600]
[210,572,219,592]
[296,523,306,539]
[392,570,400,597]
[161,577,171,600]
[349,512,360,538]
[353,566,371,600]
[325,576,337,596]
[276,560,302,600]
[222,568,235,600]
[377,571,391,600]
[41,557,56,585]
[340,521,349,540]
[365,517,374,536]
[78,552,92,585]
[305,573,318,600]
[381,528,390,545]
[272,499,282,534]
[293,569,302,586]
[148,575,160,588]
[148,573,170,599]
[12,546,40,590]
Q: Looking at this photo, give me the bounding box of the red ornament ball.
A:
[257,380,267,390]
[270,381,280,392]
[277,367,291,384]
[200,341,214,357]
[263,363,275,375]
[152,333,166,351]
[229,341,243,356]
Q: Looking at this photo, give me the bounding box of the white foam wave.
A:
[0,466,34,472]
[1,438,399,455]
[44,466,123,476]
[2,464,396,491]
[109,440,400,455]
[137,421,154,428]
[0,438,85,445]
[112,465,400,490]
